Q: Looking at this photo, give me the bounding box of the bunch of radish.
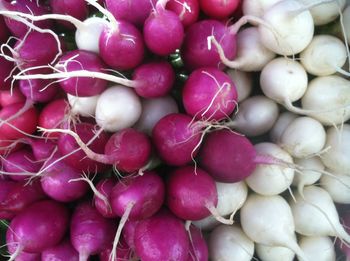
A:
[0,0,350,260]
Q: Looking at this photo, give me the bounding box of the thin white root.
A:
[206,204,234,225]
[84,0,119,32]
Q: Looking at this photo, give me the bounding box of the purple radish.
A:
[26,138,57,161]
[94,178,118,218]
[166,0,200,27]
[8,200,69,255]
[41,238,79,261]
[0,16,9,43]
[199,129,257,183]
[134,208,190,261]
[0,180,17,219]
[99,235,135,261]
[143,1,184,56]
[122,220,139,250]
[0,56,15,91]
[187,225,209,261]
[182,67,237,121]
[181,19,236,70]
[132,61,175,98]
[166,166,225,222]
[55,50,108,97]
[19,77,58,103]
[152,113,202,166]
[70,201,116,261]
[105,0,157,27]
[6,229,41,261]
[41,154,89,202]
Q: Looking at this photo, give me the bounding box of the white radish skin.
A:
[230,96,279,137]
[242,0,282,19]
[245,142,294,195]
[300,35,347,76]
[279,116,326,158]
[209,225,254,261]
[297,0,346,26]
[95,86,142,132]
[134,96,179,135]
[193,181,248,231]
[256,243,295,261]
[226,69,252,102]
[321,170,350,204]
[259,0,314,55]
[343,5,350,43]
[230,27,276,71]
[67,94,99,117]
[270,112,298,143]
[290,185,350,243]
[299,236,336,261]
[260,57,308,108]
[321,124,350,173]
[292,157,324,196]
[75,17,109,53]
[240,193,309,261]
[301,75,350,126]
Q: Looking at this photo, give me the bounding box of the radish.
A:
[143,0,184,56]
[26,138,57,162]
[41,238,79,261]
[240,193,308,261]
[199,0,240,19]
[209,224,254,261]
[343,5,350,44]
[242,0,282,18]
[8,200,69,257]
[182,67,237,121]
[134,95,179,135]
[134,208,190,261]
[321,124,350,173]
[278,116,326,158]
[50,0,88,29]
[0,16,9,43]
[152,113,202,166]
[229,95,279,136]
[187,225,208,261]
[290,185,350,243]
[245,142,294,195]
[99,236,135,261]
[226,69,252,102]
[70,201,116,261]
[270,112,298,143]
[93,178,118,219]
[19,77,58,103]
[0,56,15,91]
[0,86,26,106]
[321,170,350,204]
[166,0,200,27]
[67,93,99,118]
[301,75,350,126]
[256,244,295,261]
[300,35,347,76]
[299,236,336,261]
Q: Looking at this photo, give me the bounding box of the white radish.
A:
[301,75,350,126]
[343,5,350,44]
[240,193,309,261]
[260,57,308,111]
[270,112,298,143]
[290,185,350,243]
[279,116,326,158]
[209,224,254,261]
[245,142,294,195]
[242,0,282,19]
[95,86,142,132]
[321,124,350,173]
[321,170,350,204]
[292,157,324,196]
[193,181,248,231]
[300,35,347,76]
[256,243,295,261]
[299,236,336,261]
[297,0,346,25]
[67,94,99,117]
[230,96,279,137]
[259,0,314,55]
[134,96,179,135]
[226,69,253,102]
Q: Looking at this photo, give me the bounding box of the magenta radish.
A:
[19,77,58,103]
[199,129,257,183]
[8,200,69,254]
[99,235,135,261]
[50,0,88,29]
[105,0,157,27]
[152,113,202,166]
[134,208,189,261]
[70,201,116,261]
[199,0,240,19]
[94,178,117,218]
[0,86,26,107]
[187,225,209,261]
[41,238,79,261]
[143,0,184,56]
[181,19,236,70]
[0,56,15,91]
[166,0,199,27]
[182,67,237,121]
[26,138,57,162]
[122,220,139,250]
[6,229,41,261]
[40,155,89,202]
[0,180,18,219]
[166,166,231,223]
[0,16,9,43]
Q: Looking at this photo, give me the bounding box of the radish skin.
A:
[256,243,295,261]
[226,69,252,102]
[270,112,298,143]
[321,170,350,204]
[299,236,336,261]
[67,94,99,117]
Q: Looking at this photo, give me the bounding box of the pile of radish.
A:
[0,0,350,260]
